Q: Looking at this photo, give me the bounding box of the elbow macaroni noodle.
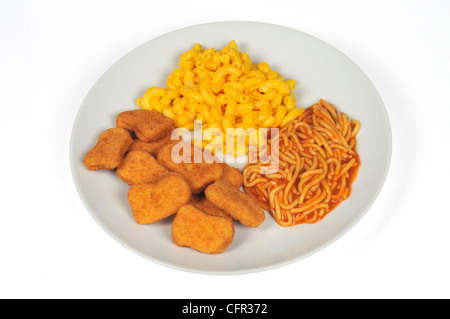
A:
[136,40,304,157]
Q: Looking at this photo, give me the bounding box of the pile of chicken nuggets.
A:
[83,109,265,254]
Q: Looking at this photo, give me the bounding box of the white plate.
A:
[70,21,392,274]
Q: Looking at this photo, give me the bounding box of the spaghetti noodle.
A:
[243,99,361,226]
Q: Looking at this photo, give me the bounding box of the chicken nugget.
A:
[171,205,235,254]
[127,173,191,224]
[116,150,168,185]
[189,195,232,220]
[116,109,175,142]
[205,179,265,227]
[128,134,182,156]
[220,163,243,188]
[157,141,223,194]
[83,127,133,170]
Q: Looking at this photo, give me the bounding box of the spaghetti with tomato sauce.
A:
[243,99,361,226]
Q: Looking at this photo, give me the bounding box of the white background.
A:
[1,0,449,299]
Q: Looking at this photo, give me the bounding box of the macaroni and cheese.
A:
[136,40,304,157]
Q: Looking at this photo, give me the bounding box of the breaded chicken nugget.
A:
[157,141,223,193]
[127,173,191,224]
[83,127,133,170]
[128,134,182,156]
[220,163,243,188]
[116,109,175,142]
[116,150,168,185]
[190,195,232,220]
[205,179,265,227]
[172,205,235,254]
